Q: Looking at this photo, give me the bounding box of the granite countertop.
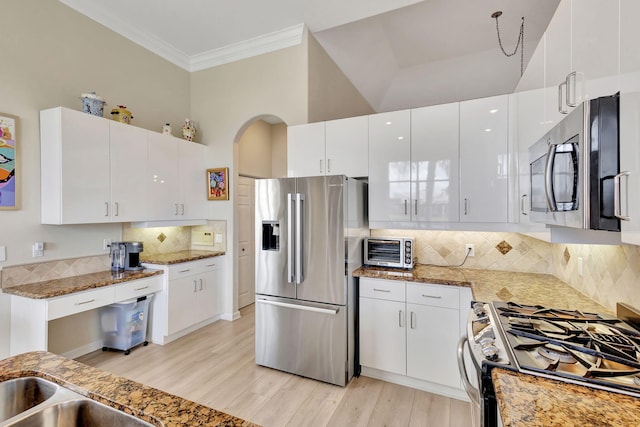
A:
[1,269,163,299]
[0,351,256,427]
[492,368,640,427]
[353,265,610,314]
[140,250,225,265]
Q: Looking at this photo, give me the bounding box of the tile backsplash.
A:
[372,229,640,312]
[1,255,110,288]
[122,221,226,255]
[371,230,552,274]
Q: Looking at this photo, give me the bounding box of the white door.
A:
[237,176,255,308]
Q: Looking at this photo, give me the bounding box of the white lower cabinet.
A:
[359,277,471,398]
[145,257,223,344]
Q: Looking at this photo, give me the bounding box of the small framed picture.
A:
[207,167,229,200]
[0,113,18,210]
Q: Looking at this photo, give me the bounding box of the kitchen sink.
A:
[0,377,58,422]
[0,377,154,427]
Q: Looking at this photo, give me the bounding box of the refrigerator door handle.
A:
[295,193,305,284]
[257,298,339,315]
[287,193,295,283]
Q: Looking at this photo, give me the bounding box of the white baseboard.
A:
[220,310,241,321]
[62,339,104,360]
[360,366,469,402]
[150,315,221,345]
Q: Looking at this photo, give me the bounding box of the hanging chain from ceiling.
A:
[492,11,525,76]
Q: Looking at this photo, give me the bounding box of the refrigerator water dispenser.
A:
[262,221,280,250]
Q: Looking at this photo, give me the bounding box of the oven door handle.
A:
[457,336,481,407]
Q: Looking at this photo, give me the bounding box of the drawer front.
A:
[167,258,221,278]
[115,277,162,302]
[406,282,459,309]
[47,287,114,320]
[359,278,405,302]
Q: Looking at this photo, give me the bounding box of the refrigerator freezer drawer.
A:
[255,296,348,386]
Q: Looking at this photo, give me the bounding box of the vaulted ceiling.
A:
[59,0,559,112]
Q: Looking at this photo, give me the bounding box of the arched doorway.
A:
[234,115,287,309]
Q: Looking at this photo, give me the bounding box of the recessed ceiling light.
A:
[489,109,498,114]
[398,136,404,140]
[385,121,392,125]
[484,128,492,132]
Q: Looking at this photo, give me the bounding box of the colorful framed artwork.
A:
[0,113,17,210]
[207,167,229,200]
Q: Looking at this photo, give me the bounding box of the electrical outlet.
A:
[465,243,475,257]
[103,238,111,251]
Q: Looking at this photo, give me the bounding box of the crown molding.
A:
[189,24,305,72]
[59,0,191,70]
[59,1,304,72]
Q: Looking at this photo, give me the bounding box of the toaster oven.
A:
[364,237,415,269]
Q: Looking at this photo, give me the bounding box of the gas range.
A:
[494,301,640,397]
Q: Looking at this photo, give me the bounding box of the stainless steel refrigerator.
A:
[254,175,367,386]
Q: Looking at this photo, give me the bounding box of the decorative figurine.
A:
[162,123,172,135]
[182,119,196,141]
[110,105,133,124]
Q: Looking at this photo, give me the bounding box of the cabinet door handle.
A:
[404,200,408,215]
[104,202,109,217]
[520,194,528,216]
[75,299,95,306]
[422,294,442,299]
[614,171,631,221]
[558,81,569,114]
[566,71,578,107]
[181,204,185,215]
[399,310,404,327]
[134,286,149,291]
[174,203,179,215]
[414,200,418,216]
[319,159,323,174]
[373,288,391,293]
[199,278,203,291]
[464,198,469,215]
[193,280,198,293]
[327,158,331,173]
[410,311,415,329]
[114,202,119,217]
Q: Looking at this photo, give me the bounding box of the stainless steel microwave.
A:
[364,237,414,269]
[528,93,620,231]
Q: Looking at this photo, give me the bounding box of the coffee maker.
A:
[110,241,144,271]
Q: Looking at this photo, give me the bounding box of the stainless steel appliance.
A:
[110,241,144,271]
[458,300,640,427]
[364,237,414,269]
[529,93,620,231]
[254,175,367,386]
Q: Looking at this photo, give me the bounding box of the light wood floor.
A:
[77,304,472,427]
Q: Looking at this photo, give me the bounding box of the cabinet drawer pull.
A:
[373,288,391,293]
[205,264,216,267]
[422,294,442,299]
[179,269,191,273]
[134,286,149,291]
[75,299,95,306]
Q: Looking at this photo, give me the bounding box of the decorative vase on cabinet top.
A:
[182,119,196,141]
[111,105,133,124]
[80,92,106,117]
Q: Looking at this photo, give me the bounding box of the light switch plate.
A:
[215,233,223,243]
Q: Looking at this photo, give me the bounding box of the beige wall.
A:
[0,0,191,267]
[307,33,374,123]
[271,123,288,178]
[238,120,274,178]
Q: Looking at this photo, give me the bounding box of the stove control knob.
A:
[482,344,499,361]
[472,302,487,317]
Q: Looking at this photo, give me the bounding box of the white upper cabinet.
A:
[544,0,572,130]
[287,117,368,178]
[368,110,412,223]
[147,132,207,221]
[109,121,148,222]
[618,0,640,245]
[411,103,460,222]
[459,95,509,223]
[287,122,325,177]
[325,116,368,177]
[40,107,148,224]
